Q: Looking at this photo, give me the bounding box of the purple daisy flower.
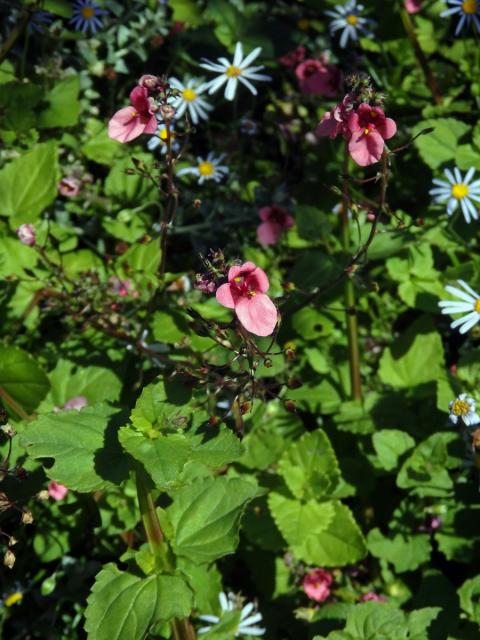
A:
[69,0,108,34]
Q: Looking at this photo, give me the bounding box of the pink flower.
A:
[303,569,333,603]
[63,396,88,411]
[216,262,278,337]
[108,277,137,298]
[404,0,422,13]
[347,103,397,167]
[257,205,294,246]
[295,59,341,97]
[361,592,386,602]
[279,45,306,68]
[108,86,157,143]
[58,177,81,197]
[16,224,36,247]
[315,94,353,139]
[48,481,68,501]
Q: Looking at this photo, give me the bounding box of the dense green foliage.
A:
[1,0,480,639]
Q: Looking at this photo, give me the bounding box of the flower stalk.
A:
[400,6,443,105]
[341,147,362,402]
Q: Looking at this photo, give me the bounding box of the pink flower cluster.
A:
[404,0,422,13]
[303,568,333,602]
[216,261,278,337]
[316,97,397,166]
[108,78,159,143]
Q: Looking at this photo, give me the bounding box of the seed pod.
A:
[284,399,296,413]
[21,509,33,525]
[287,377,302,390]
[4,550,15,569]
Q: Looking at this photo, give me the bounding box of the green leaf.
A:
[81,118,124,165]
[119,429,191,490]
[43,0,73,17]
[378,318,444,392]
[84,564,193,640]
[0,346,49,414]
[396,432,460,497]
[38,76,80,128]
[367,528,431,573]
[20,404,129,492]
[168,476,258,564]
[372,430,415,471]
[268,494,366,566]
[169,0,203,26]
[105,155,156,204]
[0,82,43,130]
[152,310,190,344]
[406,607,442,639]
[458,575,480,625]
[0,141,59,222]
[343,602,405,638]
[278,430,341,500]
[130,380,193,434]
[413,118,469,169]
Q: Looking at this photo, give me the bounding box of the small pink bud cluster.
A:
[404,0,422,13]
[316,92,397,166]
[257,205,294,246]
[48,481,68,501]
[108,74,173,144]
[295,55,342,98]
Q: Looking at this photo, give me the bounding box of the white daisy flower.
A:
[325,0,373,48]
[147,120,180,154]
[441,0,480,36]
[169,77,213,125]
[438,280,480,334]
[198,591,266,637]
[200,41,271,101]
[176,152,229,185]
[449,393,480,427]
[429,167,480,223]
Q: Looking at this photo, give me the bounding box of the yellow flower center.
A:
[159,128,175,143]
[346,14,359,25]
[4,592,23,607]
[182,88,197,102]
[451,399,470,416]
[462,0,477,14]
[81,6,95,18]
[226,65,242,78]
[452,183,469,199]
[198,161,215,177]
[247,290,257,297]
[475,299,480,313]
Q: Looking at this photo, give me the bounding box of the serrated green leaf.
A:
[278,430,341,500]
[20,404,129,492]
[413,118,469,169]
[84,564,193,640]
[269,494,366,566]
[168,476,258,564]
[372,430,416,471]
[0,141,59,222]
[0,346,49,414]
[367,528,431,573]
[458,575,480,625]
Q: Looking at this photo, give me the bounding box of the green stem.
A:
[134,466,196,640]
[400,7,443,106]
[0,387,34,422]
[341,148,362,402]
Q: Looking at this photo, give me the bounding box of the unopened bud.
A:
[138,74,159,89]
[21,509,33,525]
[240,401,251,415]
[0,409,8,426]
[16,224,36,247]
[4,550,15,569]
[284,399,296,413]
[287,378,302,389]
[8,536,17,547]
[0,423,15,438]
[416,218,425,226]
[193,199,202,209]
[159,103,176,120]
[209,416,220,426]
[37,490,49,501]
[263,358,273,368]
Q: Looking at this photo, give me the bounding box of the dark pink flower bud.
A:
[138,74,159,89]
[303,569,333,603]
[361,592,386,602]
[278,45,306,68]
[257,205,294,246]
[404,0,422,13]
[295,59,342,97]
[16,224,36,247]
